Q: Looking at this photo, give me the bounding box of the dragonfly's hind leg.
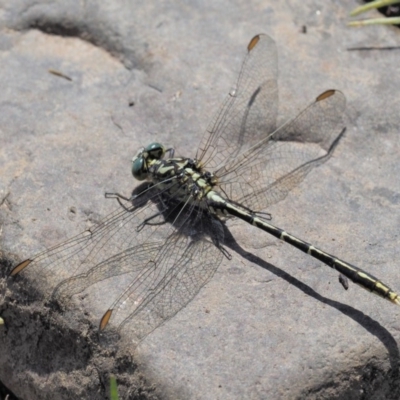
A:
[136,210,170,231]
[105,192,133,211]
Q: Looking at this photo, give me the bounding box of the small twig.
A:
[347,45,400,51]
[48,69,73,81]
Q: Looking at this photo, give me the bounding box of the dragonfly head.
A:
[132,142,166,180]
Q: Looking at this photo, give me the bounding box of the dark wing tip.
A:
[10,259,32,276]
[316,89,336,102]
[247,34,262,52]
[99,309,113,331]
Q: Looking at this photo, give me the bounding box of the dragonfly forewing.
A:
[197,34,278,170]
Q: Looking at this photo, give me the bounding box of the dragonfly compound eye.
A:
[132,157,148,181]
[132,155,148,180]
[145,142,165,160]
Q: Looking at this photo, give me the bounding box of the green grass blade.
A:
[350,0,400,17]
[110,376,119,400]
[348,16,400,26]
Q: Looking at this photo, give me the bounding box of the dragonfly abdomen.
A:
[215,196,400,305]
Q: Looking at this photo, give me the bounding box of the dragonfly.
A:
[10,34,399,344]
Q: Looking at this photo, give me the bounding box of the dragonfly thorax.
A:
[154,159,218,205]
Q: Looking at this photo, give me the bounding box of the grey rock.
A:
[1,0,400,399]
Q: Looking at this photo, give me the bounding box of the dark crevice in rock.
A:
[12,17,140,71]
[301,363,400,399]
[0,378,18,400]
[27,19,83,39]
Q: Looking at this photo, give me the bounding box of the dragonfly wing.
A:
[215,90,346,211]
[196,34,278,170]
[11,182,187,298]
[13,179,226,341]
[97,211,226,345]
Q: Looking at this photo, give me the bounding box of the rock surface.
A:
[1,1,400,399]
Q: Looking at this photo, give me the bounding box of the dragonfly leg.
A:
[105,192,133,211]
